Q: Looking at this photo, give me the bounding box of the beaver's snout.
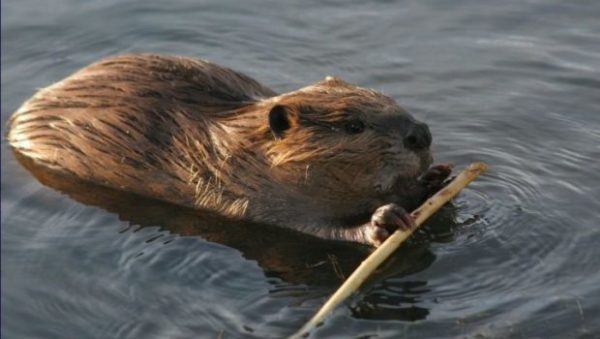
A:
[403,122,432,151]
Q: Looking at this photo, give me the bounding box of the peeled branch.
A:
[290,162,488,338]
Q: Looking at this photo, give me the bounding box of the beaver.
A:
[7,53,451,247]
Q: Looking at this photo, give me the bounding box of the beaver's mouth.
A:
[418,151,434,177]
[373,151,432,195]
[406,150,433,180]
[384,151,433,193]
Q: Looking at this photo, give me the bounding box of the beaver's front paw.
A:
[419,163,454,195]
[365,203,415,247]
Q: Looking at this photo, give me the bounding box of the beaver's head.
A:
[262,77,432,209]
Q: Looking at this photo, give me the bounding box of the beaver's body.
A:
[7,54,448,246]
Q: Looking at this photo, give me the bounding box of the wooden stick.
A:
[290,162,488,338]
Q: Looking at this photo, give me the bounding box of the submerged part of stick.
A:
[290,162,488,338]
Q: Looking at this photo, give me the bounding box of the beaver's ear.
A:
[269,105,297,139]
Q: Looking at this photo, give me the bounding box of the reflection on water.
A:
[2,0,600,338]
[16,152,451,318]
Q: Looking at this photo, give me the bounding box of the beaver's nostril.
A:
[405,135,418,147]
[404,123,431,151]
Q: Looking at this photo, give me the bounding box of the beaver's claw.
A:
[419,163,454,195]
[365,203,415,246]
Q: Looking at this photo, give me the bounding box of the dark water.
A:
[2,1,600,338]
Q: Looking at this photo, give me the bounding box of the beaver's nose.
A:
[403,122,431,151]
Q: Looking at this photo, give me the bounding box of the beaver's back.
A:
[7,53,277,206]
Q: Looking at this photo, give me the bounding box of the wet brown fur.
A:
[7,53,432,244]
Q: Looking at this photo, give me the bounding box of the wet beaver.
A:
[7,53,451,246]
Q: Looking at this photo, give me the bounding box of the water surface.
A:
[2,1,600,338]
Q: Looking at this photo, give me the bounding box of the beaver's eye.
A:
[344,120,365,134]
